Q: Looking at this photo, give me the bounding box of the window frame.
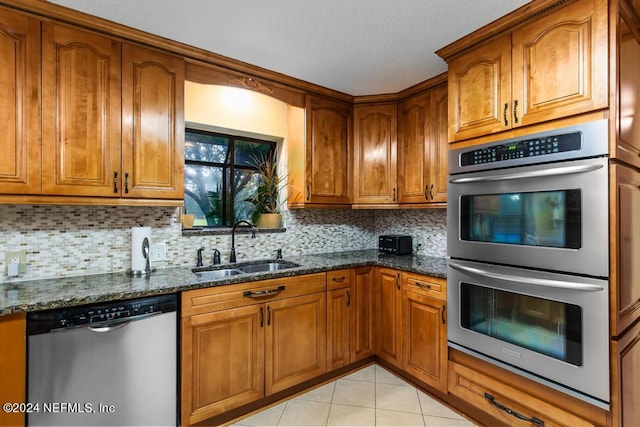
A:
[184,122,281,228]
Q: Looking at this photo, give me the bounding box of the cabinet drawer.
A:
[182,273,326,316]
[327,269,353,290]
[402,273,446,301]
[448,350,607,427]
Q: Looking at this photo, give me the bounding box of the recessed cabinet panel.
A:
[0,10,40,194]
[122,45,184,199]
[398,97,427,203]
[42,23,121,196]
[429,85,448,203]
[377,268,402,367]
[616,14,640,168]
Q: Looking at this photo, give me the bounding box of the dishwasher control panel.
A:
[27,294,177,334]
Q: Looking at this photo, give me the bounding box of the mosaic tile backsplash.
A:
[0,205,446,282]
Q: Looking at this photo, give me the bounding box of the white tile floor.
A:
[232,364,476,427]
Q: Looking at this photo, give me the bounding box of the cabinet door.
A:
[42,23,122,197]
[122,45,184,199]
[0,313,26,427]
[352,267,376,361]
[181,305,265,425]
[305,96,352,204]
[426,84,448,203]
[610,164,640,336]
[447,34,512,142]
[377,268,402,367]
[611,319,640,427]
[265,292,326,395]
[327,287,351,370]
[398,93,429,204]
[402,291,447,393]
[0,10,40,195]
[353,104,398,204]
[511,0,608,127]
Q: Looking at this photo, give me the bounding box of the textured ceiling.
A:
[48,0,529,96]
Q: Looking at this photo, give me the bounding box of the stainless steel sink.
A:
[238,261,300,274]
[193,268,243,280]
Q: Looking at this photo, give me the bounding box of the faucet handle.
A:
[274,248,282,260]
[212,249,221,265]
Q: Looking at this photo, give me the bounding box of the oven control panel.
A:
[460,132,581,166]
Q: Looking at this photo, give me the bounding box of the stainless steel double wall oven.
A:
[447,119,610,408]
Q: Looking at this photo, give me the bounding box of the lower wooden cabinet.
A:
[181,273,326,425]
[377,268,403,367]
[352,267,376,361]
[611,318,640,427]
[448,349,609,427]
[0,313,26,427]
[401,273,447,393]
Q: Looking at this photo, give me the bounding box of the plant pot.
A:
[257,213,282,229]
[180,214,195,228]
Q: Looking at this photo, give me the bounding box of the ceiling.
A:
[48,0,529,96]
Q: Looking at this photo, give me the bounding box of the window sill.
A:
[181,226,286,236]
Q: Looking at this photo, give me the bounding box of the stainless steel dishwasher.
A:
[27,294,177,426]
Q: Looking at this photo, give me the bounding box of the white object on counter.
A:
[7,262,19,277]
[131,226,152,273]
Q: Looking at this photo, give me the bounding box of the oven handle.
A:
[448,262,604,291]
[448,163,603,184]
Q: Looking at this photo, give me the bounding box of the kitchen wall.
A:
[0,205,446,282]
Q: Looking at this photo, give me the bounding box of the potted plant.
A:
[246,153,287,228]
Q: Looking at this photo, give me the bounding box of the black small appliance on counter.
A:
[378,235,413,255]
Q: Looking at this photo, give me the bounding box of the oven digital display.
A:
[460,282,582,366]
[460,190,581,249]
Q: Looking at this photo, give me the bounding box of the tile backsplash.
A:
[0,205,446,282]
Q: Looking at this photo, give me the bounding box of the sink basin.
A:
[193,268,243,281]
[238,261,300,274]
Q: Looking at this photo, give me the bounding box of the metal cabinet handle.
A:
[429,184,434,200]
[346,290,351,307]
[484,393,544,426]
[243,285,285,298]
[503,103,509,126]
[396,273,400,290]
[113,171,118,193]
[424,185,429,200]
[306,184,311,201]
[513,100,519,124]
[124,172,129,193]
[415,281,431,290]
[441,306,446,325]
[267,306,272,326]
[332,276,346,283]
[393,187,396,202]
[260,306,264,327]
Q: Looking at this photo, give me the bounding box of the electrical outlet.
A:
[150,243,168,262]
[5,250,26,275]
[341,233,349,248]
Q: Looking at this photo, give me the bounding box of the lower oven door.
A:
[447,259,609,405]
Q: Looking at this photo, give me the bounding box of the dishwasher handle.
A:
[50,311,164,333]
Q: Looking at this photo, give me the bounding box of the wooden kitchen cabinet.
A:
[376,267,402,367]
[353,104,398,206]
[401,273,447,393]
[327,269,353,370]
[181,273,326,425]
[352,267,376,361]
[0,9,41,195]
[289,96,351,207]
[0,313,26,427]
[444,0,608,142]
[448,349,608,427]
[121,44,185,200]
[611,316,640,427]
[41,22,122,197]
[9,16,183,203]
[397,83,448,205]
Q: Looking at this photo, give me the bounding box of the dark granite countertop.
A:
[0,249,447,314]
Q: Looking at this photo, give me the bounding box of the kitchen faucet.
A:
[230,220,256,263]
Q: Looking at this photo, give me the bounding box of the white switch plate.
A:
[4,250,26,275]
[150,243,168,262]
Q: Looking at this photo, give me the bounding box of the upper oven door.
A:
[447,155,609,277]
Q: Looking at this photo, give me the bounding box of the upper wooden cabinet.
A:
[397,84,448,205]
[289,95,352,207]
[445,0,608,142]
[122,45,185,200]
[353,104,398,206]
[41,22,122,197]
[0,9,41,195]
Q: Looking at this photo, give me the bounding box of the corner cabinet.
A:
[376,268,402,367]
[353,104,398,206]
[397,84,448,205]
[444,0,608,142]
[181,274,326,426]
[288,95,352,208]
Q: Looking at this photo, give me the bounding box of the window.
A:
[184,127,276,227]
